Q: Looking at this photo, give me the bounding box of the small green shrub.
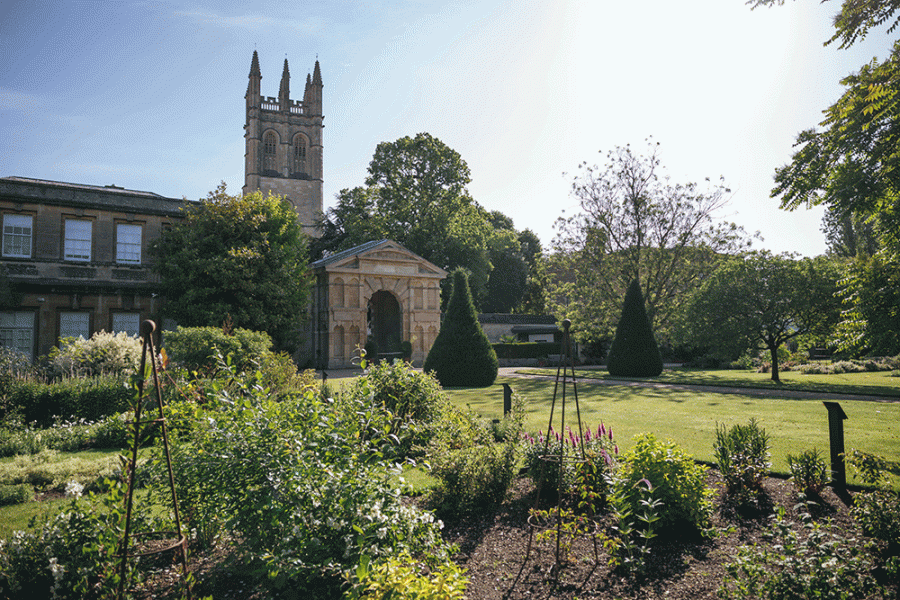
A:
[787,448,829,496]
[719,505,882,600]
[714,419,771,507]
[48,330,142,378]
[429,389,524,516]
[617,433,713,532]
[845,449,900,554]
[0,483,32,506]
[162,325,273,374]
[346,554,468,599]
[602,478,663,576]
[429,442,518,516]
[339,360,450,458]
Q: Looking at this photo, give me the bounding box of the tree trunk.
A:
[769,344,780,382]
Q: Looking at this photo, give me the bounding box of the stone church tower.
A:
[242,51,324,236]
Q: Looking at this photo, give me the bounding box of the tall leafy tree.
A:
[314,133,542,312]
[751,0,900,355]
[551,140,750,345]
[150,184,310,352]
[680,252,840,382]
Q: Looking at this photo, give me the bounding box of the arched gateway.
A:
[310,240,447,369]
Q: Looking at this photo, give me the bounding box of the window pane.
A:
[59,312,89,341]
[64,220,91,261]
[2,214,32,258]
[112,313,140,336]
[0,311,33,360]
[116,224,142,264]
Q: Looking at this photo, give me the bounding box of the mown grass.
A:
[519,366,900,397]
[445,376,900,486]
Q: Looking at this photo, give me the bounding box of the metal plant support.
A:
[522,319,599,576]
[117,320,191,600]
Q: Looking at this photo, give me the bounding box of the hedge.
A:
[3,375,132,426]
[491,342,559,360]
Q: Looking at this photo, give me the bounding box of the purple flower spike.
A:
[608,427,614,441]
[614,444,619,455]
[585,429,592,441]
[599,423,605,437]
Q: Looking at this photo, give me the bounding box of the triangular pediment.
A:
[312,239,447,279]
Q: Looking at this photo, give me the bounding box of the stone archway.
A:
[368,290,402,358]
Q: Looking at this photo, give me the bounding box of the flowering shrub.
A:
[48,330,142,378]
[0,479,148,599]
[523,422,618,504]
[156,363,451,594]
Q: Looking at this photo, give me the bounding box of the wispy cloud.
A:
[173,9,326,34]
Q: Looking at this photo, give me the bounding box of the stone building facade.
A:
[242,51,323,237]
[0,177,185,359]
[310,240,446,369]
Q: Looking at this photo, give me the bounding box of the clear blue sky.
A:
[1,0,894,257]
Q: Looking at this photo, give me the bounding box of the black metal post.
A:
[823,401,848,489]
[502,383,512,416]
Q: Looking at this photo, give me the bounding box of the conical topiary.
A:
[424,269,498,387]
[606,278,663,377]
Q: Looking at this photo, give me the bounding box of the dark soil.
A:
[136,469,864,599]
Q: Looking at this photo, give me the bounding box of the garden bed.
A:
[146,469,866,600]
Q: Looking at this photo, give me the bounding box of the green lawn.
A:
[518,366,900,397]
[446,375,900,485]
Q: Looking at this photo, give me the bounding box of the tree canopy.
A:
[680,252,840,381]
[752,0,900,357]
[313,132,539,311]
[150,184,311,352]
[551,140,750,345]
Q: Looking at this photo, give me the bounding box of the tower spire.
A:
[246,50,261,108]
[279,58,290,111]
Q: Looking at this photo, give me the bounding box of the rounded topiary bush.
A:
[606,279,663,377]
[424,269,498,388]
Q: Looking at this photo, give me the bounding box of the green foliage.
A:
[162,325,274,374]
[155,364,450,593]
[428,390,524,516]
[339,360,449,458]
[48,330,142,378]
[602,478,663,577]
[607,279,663,377]
[150,183,311,352]
[714,419,771,507]
[617,433,713,532]
[787,448,829,497]
[679,251,841,381]
[3,375,132,426]
[833,252,900,356]
[0,484,31,506]
[719,505,884,600]
[428,442,518,517]
[845,449,900,553]
[424,270,498,387]
[492,342,560,360]
[0,479,147,600]
[346,553,468,600]
[550,140,749,346]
